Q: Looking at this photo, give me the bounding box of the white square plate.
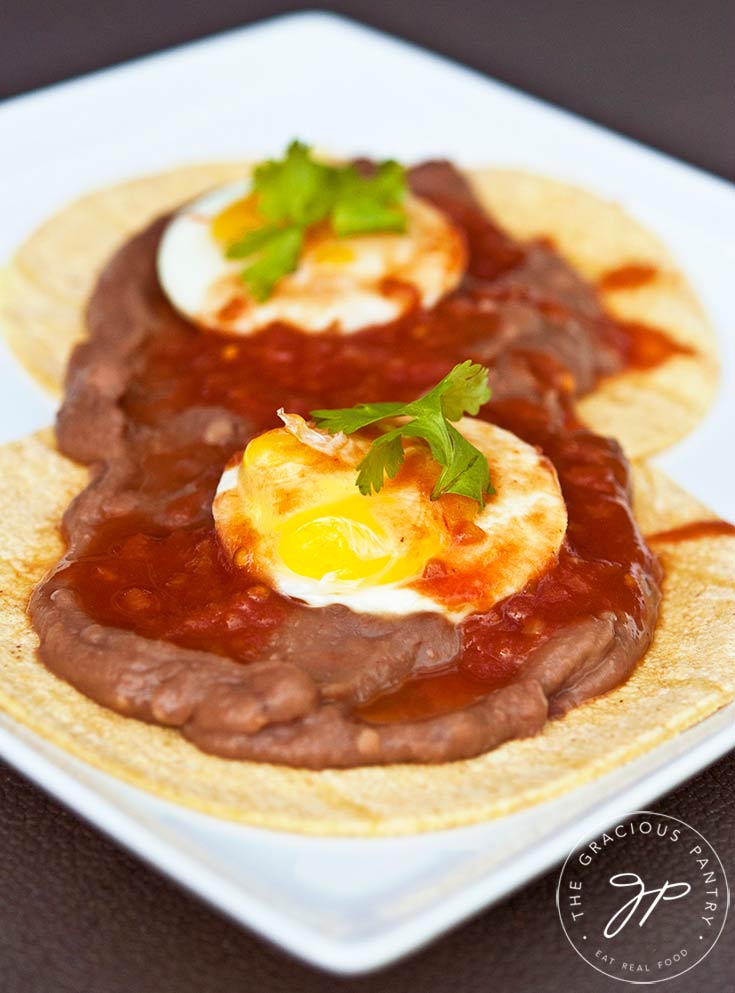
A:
[0,12,733,975]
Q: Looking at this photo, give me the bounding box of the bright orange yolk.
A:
[277,494,439,584]
[211,194,262,245]
[278,496,395,582]
[237,428,444,587]
[242,426,313,468]
[211,199,357,267]
[309,241,355,266]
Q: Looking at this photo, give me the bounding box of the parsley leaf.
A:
[311,361,494,506]
[220,142,409,299]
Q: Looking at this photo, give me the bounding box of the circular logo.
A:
[556,811,729,984]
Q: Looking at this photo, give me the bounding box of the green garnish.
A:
[227,225,304,303]
[311,361,494,507]
[225,141,408,301]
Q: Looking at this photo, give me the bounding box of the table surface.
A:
[1,3,733,991]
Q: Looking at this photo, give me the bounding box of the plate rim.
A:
[1,9,733,975]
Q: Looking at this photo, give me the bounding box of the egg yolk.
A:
[236,428,444,588]
[212,200,358,268]
[309,241,356,266]
[242,426,313,468]
[210,194,262,245]
[277,495,437,584]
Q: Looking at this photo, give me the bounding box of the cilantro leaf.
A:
[310,400,405,435]
[311,362,494,506]
[240,225,304,303]
[429,360,492,420]
[362,160,406,203]
[432,423,492,502]
[219,142,410,300]
[331,199,406,237]
[331,160,407,236]
[253,141,335,227]
[355,429,405,496]
[225,223,285,259]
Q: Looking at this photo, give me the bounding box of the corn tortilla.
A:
[469,169,719,459]
[0,163,718,459]
[0,429,733,836]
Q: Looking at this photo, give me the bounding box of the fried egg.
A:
[213,413,567,620]
[157,181,466,335]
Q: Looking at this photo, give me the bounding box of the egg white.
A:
[157,181,466,336]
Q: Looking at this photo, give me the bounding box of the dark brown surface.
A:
[1,2,734,182]
[0,751,732,992]
[2,2,734,990]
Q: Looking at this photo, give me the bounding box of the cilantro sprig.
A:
[226,141,408,301]
[311,361,494,507]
